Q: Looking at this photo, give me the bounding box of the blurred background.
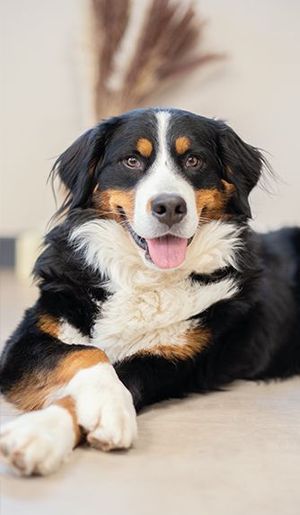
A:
[1,0,300,275]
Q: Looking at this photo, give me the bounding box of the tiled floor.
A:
[1,270,300,515]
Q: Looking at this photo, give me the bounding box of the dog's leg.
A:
[0,317,137,476]
[116,352,196,412]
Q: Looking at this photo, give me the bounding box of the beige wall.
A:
[0,0,87,236]
[1,0,300,236]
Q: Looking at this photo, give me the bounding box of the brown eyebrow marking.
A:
[175,136,191,155]
[136,138,153,157]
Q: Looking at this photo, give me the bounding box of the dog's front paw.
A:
[0,405,75,476]
[66,363,137,451]
[86,383,137,451]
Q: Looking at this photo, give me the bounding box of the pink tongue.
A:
[146,236,188,269]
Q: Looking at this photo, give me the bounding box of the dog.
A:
[0,108,300,476]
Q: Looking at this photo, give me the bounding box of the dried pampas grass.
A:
[90,0,222,119]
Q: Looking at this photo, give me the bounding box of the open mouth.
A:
[119,209,191,269]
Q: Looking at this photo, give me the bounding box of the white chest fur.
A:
[91,274,237,362]
[63,220,241,363]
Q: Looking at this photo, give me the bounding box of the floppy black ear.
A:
[217,123,263,218]
[52,118,118,213]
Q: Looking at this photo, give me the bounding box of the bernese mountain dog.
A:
[1,108,300,476]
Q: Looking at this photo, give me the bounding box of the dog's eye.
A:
[184,155,203,169]
[123,156,143,170]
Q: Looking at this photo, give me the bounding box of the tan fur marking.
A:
[7,348,108,411]
[55,348,108,383]
[37,314,59,338]
[55,395,82,445]
[195,189,224,221]
[136,138,153,157]
[139,327,211,361]
[93,189,135,222]
[175,136,191,155]
[195,183,235,220]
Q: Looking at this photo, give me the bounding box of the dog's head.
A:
[54,108,263,270]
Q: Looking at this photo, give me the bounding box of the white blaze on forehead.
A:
[133,110,198,239]
[156,110,170,164]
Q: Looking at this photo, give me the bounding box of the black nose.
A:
[151,194,187,227]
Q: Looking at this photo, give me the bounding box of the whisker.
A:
[198,216,214,225]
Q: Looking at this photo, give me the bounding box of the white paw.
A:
[65,363,137,451]
[0,405,75,476]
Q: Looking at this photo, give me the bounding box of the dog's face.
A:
[56,108,263,270]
